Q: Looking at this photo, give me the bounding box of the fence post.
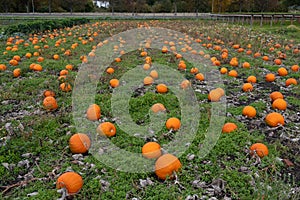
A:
[270,14,273,26]
[260,14,263,27]
[250,14,253,27]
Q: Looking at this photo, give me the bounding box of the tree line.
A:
[0,0,299,13]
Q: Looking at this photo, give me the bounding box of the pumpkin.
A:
[228,70,238,77]
[25,53,32,58]
[277,67,288,76]
[242,62,250,68]
[250,143,269,158]
[195,73,205,81]
[109,79,119,88]
[272,98,287,110]
[143,63,151,70]
[60,69,69,76]
[274,58,282,65]
[69,133,91,154]
[65,64,73,70]
[156,84,168,93]
[285,78,297,86]
[9,59,18,66]
[208,89,222,102]
[190,67,199,74]
[162,46,168,53]
[106,67,114,74]
[13,68,21,77]
[0,64,7,71]
[144,76,154,86]
[115,57,121,62]
[220,67,228,74]
[142,142,161,159]
[44,90,55,97]
[86,104,101,121]
[60,83,72,92]
[149,70,158,79]
[37,56,44,62]
[247,76,257,83]
[96,122,116,137]
[155,154,181,180]
[222,122,237,133]
[265,73,276,82]
[166,117,181,131]
[145,56,152,64]
[140,51,147,57]
[43,96,58,111]
[291,65,299,72]
[262,56,269,61]
[242,106,256,118]
[178,60,186,70]
[180,80,191,89]
[33,64,43,71]
[53,54,60,60]
[151,103,166,113]
[265,112,284,127]
[56,172,83,195]
[270,91,284,101]
[242,83,253,92]
[13,55,21,61]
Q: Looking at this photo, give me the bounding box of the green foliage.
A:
[3,18,90,35]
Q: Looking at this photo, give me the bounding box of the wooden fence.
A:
[0,12,300,26]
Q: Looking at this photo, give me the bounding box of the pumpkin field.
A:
[0,18,300,199]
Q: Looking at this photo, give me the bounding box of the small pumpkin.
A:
[277,67,288,76]
[242,83,253,92]
[144,76,154,86]
[65,64,73,70]
[247,76,257,83]
[272,98,287,110]
[242,106,256,118]
[106,67,114,74]
[220,67,228,74]
[228,70,238,77]
[274,58,282,65]
[69,133,91,154]
[180,80,191,89]
[43,90,55,97]
[270,91,284,101]
[149,70,158,79]
[60,83,72,92]
[190,67,199,74]
[242,62,250,68]
[96,122,116,137]
[0,64,7,71]
[265,73,276,82]
[156,84,168,93]
[285,78,297,86]
[265,112,284,127]
[166,117,181,131]
[155,154,182,180]
[291,65,299,72]
[208,89,222,102]
[178,60,186,70]
[33,64,43,71]
[13,68,21,77]
[142,142,162,159]
[222,122,237,133]
[151,103,166,113]
[109,79,119,88]
[143,63,151,70]
[86,104,101,121]
[56,172,83,195]
[43,96,58,111]
[53,54,60,60]
[60,69,69,76]
[195,73,205,81]
[250,143,269,158]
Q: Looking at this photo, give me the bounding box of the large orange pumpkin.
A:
[69,133,91,154]
[56,172,83,195]
[155,154,181,180]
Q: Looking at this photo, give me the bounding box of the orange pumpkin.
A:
[285,78,297,86]
[53,54,60,60]
[270,91,284,101]
[156,84,168,93]
[69,133,91,154]
[242,83,253,92]
[180,80,191,89]
[228,70,238,77]
[60,83,72,92]
[44,90,55,97]
[272,98,287,110]
[247,76,257,83]
[242,62,250,68]
[142,142,162,159]
[250,143,269,158]
[166,117,181,131]
[151,103,166,113]
[96,122,116,137]
[265,112,284,127]
[144,76,154,86]
[43,96,58,111]
[222,122,237,133]
[56,172,83,195]
[13,68,21,77]
[274,58,282,65]
[195,73,205,81]
[149,70,158,79]
[60,69,69,76]
[65,64,73,71]
[106,67,114,74]
[0,64,7,71]
[86,104,101,121]
[109,79,119,88]
[190,67,199,74]
[143,63,151,70]
[220,67,228,74]
[265,73,276,82]
[155,154,181,180]
[291,65,299,72]
[242,106,256,118]
[277,67,288,76]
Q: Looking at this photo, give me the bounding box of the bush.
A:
[3,18,90,35]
